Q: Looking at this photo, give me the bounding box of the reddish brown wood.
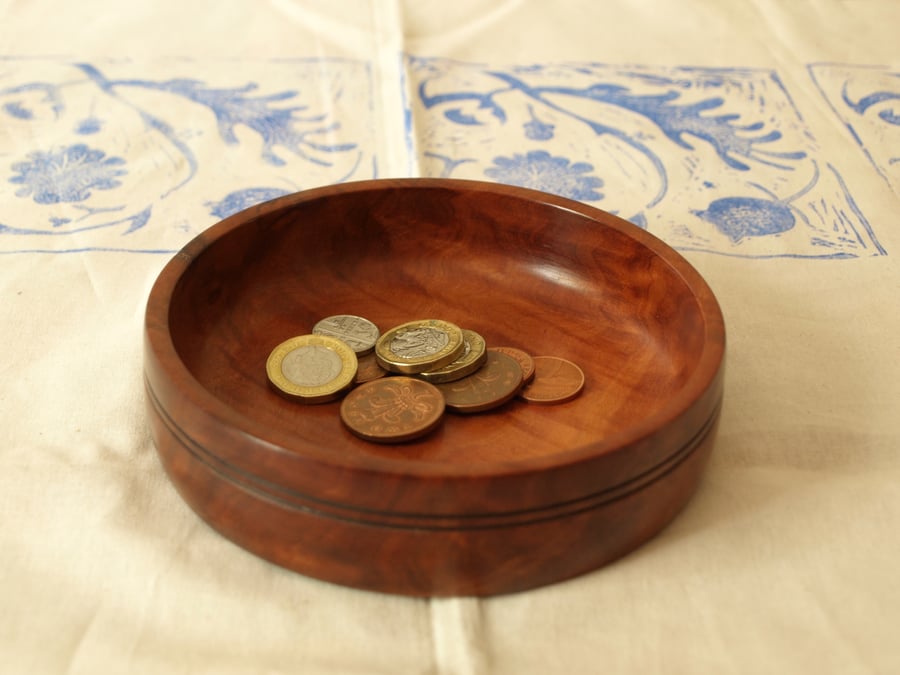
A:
[143,178,726,596]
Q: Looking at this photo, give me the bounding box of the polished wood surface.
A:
[144,178,726,596]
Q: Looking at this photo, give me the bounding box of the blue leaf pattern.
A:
[109,78,359,167]
[810,64,900,194]
[0,57,887,258]
[0,58,375,253]
[3,101,33,119]
[75,117,103,134]
[411,57,885,259]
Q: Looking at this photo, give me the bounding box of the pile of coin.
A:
[266,314,585,444]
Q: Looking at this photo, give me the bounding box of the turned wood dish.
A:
[144,178,725,596]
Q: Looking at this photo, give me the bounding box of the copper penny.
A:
[434,350,523,414]
[340,376,445,443]
[519,356,585,404]
[488,346,535,385]
[354,352,388,384]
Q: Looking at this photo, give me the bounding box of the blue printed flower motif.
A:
[206,186,292,219]
[9,143,127,204]
[693,196,795,243]
[523,104,555,141]
[484,150,604,201]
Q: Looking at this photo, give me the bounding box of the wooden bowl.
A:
[144,179,725,596]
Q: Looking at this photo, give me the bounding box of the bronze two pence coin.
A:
[354,352,388,385]
[488,346,535,385]
[519,356,585,404]
[340,376,445,443]
[435,350,523,414]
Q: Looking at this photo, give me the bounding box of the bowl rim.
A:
[145,177,726,481]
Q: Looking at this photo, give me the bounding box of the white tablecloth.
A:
[2,1,898,672]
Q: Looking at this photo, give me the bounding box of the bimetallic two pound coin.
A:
[266,334,358,404]
[519,356,585,404]
[375,319,465,374]
[418,329,487,384]
[312,314,380,355]
[435,350,523,414]
[340,376,445,443]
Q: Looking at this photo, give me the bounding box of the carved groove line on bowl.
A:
[146,376,722,531]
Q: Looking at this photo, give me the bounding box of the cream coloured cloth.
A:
[2,1,899,673]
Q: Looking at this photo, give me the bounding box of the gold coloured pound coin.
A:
[418,329,487,383]
[266,334,358,404]
[375,319,466,374]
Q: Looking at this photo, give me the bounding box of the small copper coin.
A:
[519,356,585,404]
[340,376,445,443]
[488,346,535,385]
[354,352,388,384]
[434,350,523,414]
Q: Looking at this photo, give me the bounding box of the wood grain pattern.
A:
[144,178,726,596]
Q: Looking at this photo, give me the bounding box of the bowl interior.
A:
[167,183,712,467]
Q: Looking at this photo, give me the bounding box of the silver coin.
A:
[312,314,380,355]
[389,326,450,359]
[280,344,344,387]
